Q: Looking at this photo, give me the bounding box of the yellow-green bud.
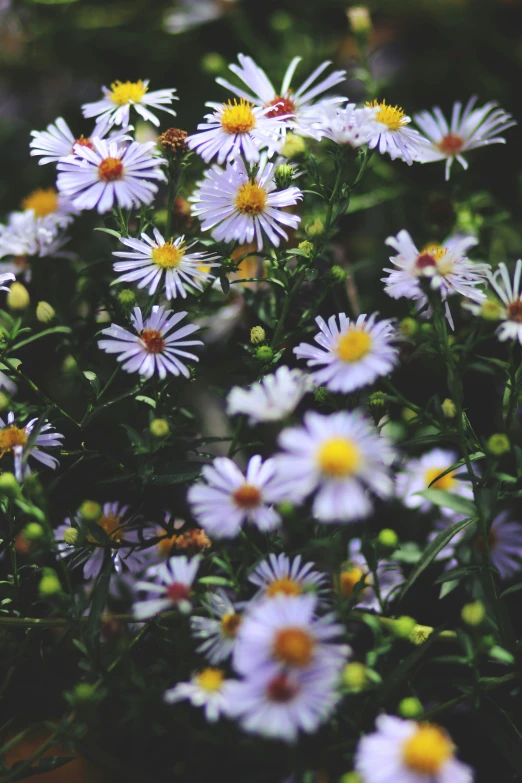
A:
[280,133,306,159]
[39,569,61,597]
[409,624,434,645]
[23,522,45,541]
[420,323,433,334]
[72,682,97,704]
[270,10,292,31]
[380,419,406,442]
[369,391,387,413]
[79,500,102,522]
[399,317,419,337]
[342,662,368,692]
[461,600,486,627]
[480,298,503,322]
[306,217,325,237]
[250,326,266,345]
[274,163,294,190]
[339,773,362,783]
[255,345,273,362]
[7,282,30,311]
[201,51,226,75]
[36,301,55,324]
[398,697,423,719]
[378,528,398,550]
[330,265,348,282]
[0,391,10,412]
[118,289,137,312]
[63,527,79,546]
[278,501,295,517]
[0,472,20,498]
[486,433,510,456]
[150,418,170,439]
[392,616,417,639]
[347,6,372,35]
[401,406,418,423]
[441,398,457,419]
[61,354,78,373]
[297,240,314,258]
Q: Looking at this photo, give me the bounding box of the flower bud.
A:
[71,682,97,704]
[379,419,406,442]
[420,323,433,335]
[399,317,419,337]
[7,282,30,311]
[280,132,306,159]
[0,472,21,498]
[377,528,399,550]
[339,773,362,783]
[347,6,372,35]
[23,522,45,541]
[39,568,61,597]
[270,10,292,31]
[409,624,433,645]
[63,527,79,546]
[250,326,266,345]
[201,52,226,75]
[297,240,314,258]
[277,501,295,517]
[0,392,11,412]
[117,288,137,312]
[306,217,325,237]
[255,345,273,363]
[479,298,503,321]
[461,600,486,627]
[150,418,170,439]
[79,500,102,522]
[369,391,387,414]
[36,301,55,324]
[342,662,368,692]
[61,354,78,373]
[330,265,348,282]
[274,163,294,190]
[441,398,457,418]
[401,407,418,423]
[398,697,423,719]
[391,616,417,639]
[486,433,510,456]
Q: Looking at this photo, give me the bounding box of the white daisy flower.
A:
[317,102,385,147]
[0,272,14,290]
[29,116,131,166]
[112,228,220,300]
[98,305,202,380]
[383,230,489,328]
[187,98,285,165]
[396,448,474,518]
[226,366,311,424]
[133,555,201,618]
[165,668,233,722]
[482,259,522,343]
[338,538,402,611]
[20,187,78,229]
[0,410,63,482]
[414,97,516,180]
[0,210,69,262]
[274,410,395,523]
[82,79,177,127]
[187,454,285,538]
[56,138,166,214]
[249,553,327,601]
[216,54,347,138]
[190,156,302,251]
[294,312,398,394]
[191,590,242,663]
[365,100,428,165]
[355,715,474,783]
[225,664,342,742]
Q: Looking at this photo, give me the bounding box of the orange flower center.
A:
[264,95,296,118]
[273,627,315,667]
[156,532,178,557]
[266,673,299,703]
[140,328,166,354]
[0,425,27,457]
[166,582,191,602]
[340,566,368,599]
[98,157,124,182]
[235,182,267,215]
[507,301,522,323]
[221,612,241,637]
[75,136,94,150]
[266,577,302,598]
[232,483,261,509]
[438,133,464,155]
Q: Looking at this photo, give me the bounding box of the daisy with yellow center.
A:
[249,553,327,601]
[294,311,398,393]
[339,539,402,611]
[482,259,522,344]
[112,228,220,300]
[355,715,473,783]
[191,590,243,664]
[275,410,394,523]
[22,188,58,218]
[365,99,428,165]
[30,115,132,166]
[164,666,232,722]
[0,411,63,483]
[396,448,474,518]
[82,79,177,127]
[190,156,302,252]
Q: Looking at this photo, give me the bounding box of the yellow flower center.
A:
[235,182,267,215]
[151,241,185,269]
[109,80,148,105]
[98,157,124,182]
[266,577,303,598]
[22,188,59,218]
[424,467,456,492]
[340,566,367,599]
[273,627,315,667]
[221,612,241,637]
[367,99,406,130]
[156,531,178,558]
[402,724,452,775]
[337,329,372,362]
[196,668,224,692]
[88,512,123,544]
[220,99,256,134]
[0,425,27,456]
[317,437,361,478]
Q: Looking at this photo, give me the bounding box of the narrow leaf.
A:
[416,489,477,517]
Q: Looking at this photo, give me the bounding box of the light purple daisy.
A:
[133,555,201,618]
[0,410,63,482]
[248,553,328,601]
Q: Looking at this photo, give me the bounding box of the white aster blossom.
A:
[249,553,328,601]
[191,590,242,664]
[414,97,516,180]
[365,100,429,165]
[226,366,311,424]
[29,116,131,166]
[82,79,177,127]
[274,410,395,523]
[190,155,302,251]
[0,410,63,482]
[480,259,522,343]
[57,138,166,213]
[318,102,384,147]
[294,312,398,394]
[165,668,233,722]
[0,210,70,262]
[99,305,202,380]
[112,228,220,300]
[396,448,474,518]
[134,555,201,618]
[216,53,347,138]
[355,715,474,783]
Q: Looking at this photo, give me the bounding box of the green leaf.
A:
[346,185,407,214]
[475,697,522,778]
[10,327,72,352]
[416,489,477,517]
[83,370,101,395]
[425,453,484,488]
[148,462,202,485]
[433,565,488,585]
[199,576,234,586]
[135,395,156,409]
[500,582,522,599]
[94,227,121,238]
[86,550,112,643]
[488,645,515,665]
[399,517,474,600]
[371,627,443,705]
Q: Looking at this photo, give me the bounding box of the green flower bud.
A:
[480,298,503,322]
[255,345,273,363]
[201,51,226,75]
[441,398,457,419]
[61,354,78,374]
[118,288,137,312]
[39,569,61,597]
[150,418,170,439]
[297,240,314,258]
[330,265,348,282]
[391,616,417,639]
[399,317,419,337]
[250,326,266,344]
[7,282,30,311]
[486,433,510,456]
[306,217,325,237]
[339,773,362,783]
[23,522,45,541]
[398,696,423,719]
[461,600,486,627]
[278,501,295,517]
[313,386,330,404]
[342,662,368,692]
[0,392,10,412]
[347,6,372,35]
[36,301,56,324]
[280,133,306,159]
[409,624,434,645]
[378,528,399,550]
[0,472,21,498]
[63,527,79,546]
[270,10,292,31]
[401,406,418,423]
[420,323,434,334]
[274,163,294,190]
[79,500,102,522]
[369,391,387,413]
[72,682,97,704]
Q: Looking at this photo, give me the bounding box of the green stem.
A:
[0,613,146,627]
[270,268,307,350]
[2,358,80,428]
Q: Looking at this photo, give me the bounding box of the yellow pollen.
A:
[109,80,148,105]
[98,157,124,182]
[273,627,315,667]
[220,99,256,134]
[151,241,185,269]
[0,425,27,457]
[22,188,58,218]
[235,182,267,215]
[337,329,372,362]
[425,467,456,492]
[221,612,241,637]
[340,566,367,599]
[196,668,224,692]
[367,99,406,130]
[403,724,452,775]
[266,577,302,598]
[156,531,177,557]
[197,263,211,276]
[88,512,123,544]
[317,437,361,478]
[421,244,446,262]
